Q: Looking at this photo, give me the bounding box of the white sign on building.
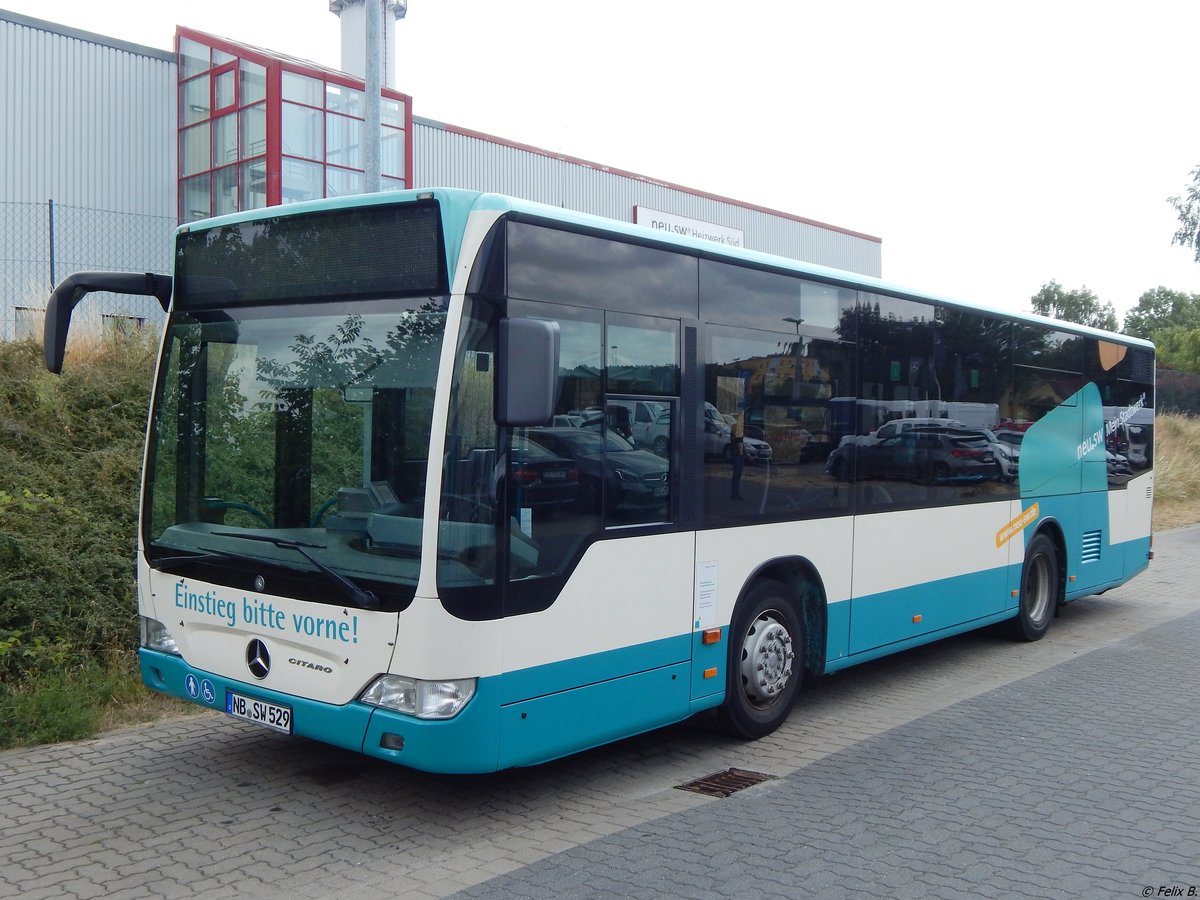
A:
[634,207,744,249]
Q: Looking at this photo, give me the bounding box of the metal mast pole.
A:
[364,0,382,192]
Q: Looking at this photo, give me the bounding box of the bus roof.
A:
[177,187,1153,352]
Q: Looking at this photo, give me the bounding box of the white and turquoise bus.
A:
[45,188,1155,773]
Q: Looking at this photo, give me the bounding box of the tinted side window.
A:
[510,300,674,536]
[1088,339,1154,481]
[606,312,680,395]
[703,323,854,526]
[1011,324,1085,421]
[700,258,854,338]
[507,220,698,318]
[934,309,1012,413]
[849,297,1016,511]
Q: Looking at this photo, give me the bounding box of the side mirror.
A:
[44,271,172,373]
[497,318,560,426]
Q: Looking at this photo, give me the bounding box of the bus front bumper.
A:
[138,649,504,773]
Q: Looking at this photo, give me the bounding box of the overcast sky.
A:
[8,0,1200,322]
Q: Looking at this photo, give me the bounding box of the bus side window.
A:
[507,303,603,587]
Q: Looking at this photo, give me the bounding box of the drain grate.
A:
[676,767,774,798]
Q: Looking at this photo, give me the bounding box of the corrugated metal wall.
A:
[1,12,175,340]
[1,12,175,210]
[2,11,882,343]
[412,119,883,278]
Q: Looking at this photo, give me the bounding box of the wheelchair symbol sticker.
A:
[184,673,199,699]
[200,679,216,705]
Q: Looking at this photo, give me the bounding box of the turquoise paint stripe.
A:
[367,658,699,773]
[145,527,1154,773]
[826,600,852,663]
[1120,536,1152,583]
[827,609,1017,673]
[848,565,1011,655]
[361,678,505,774]
[1066,535,1151,602]
[1026,492,1140,597]
[139,650,373,754]
[499,633,691,704]
[497,662,692,770]
[142,634,701,774]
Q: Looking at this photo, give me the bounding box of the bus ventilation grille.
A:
[676,768,774,798]
[1081,530,1102,563]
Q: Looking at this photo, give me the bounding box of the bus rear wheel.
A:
[1010,533,1059,642]
[717,579,803,739]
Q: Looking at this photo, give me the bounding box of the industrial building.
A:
[0,5,882,341]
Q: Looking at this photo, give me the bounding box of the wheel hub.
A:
[740,612,795,708]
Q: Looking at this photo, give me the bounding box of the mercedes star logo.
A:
[246,639,271,679]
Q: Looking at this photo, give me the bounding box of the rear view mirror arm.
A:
[44,271,172,373]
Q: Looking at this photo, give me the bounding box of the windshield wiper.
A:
[149,548,236,570]
[211,532,379,610]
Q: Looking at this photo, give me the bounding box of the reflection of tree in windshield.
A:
[150,305,447,535]
[246,307,445,523]
[255,304,445,394]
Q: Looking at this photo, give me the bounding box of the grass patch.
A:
[1152,411,1200,529]
[0,650,147,749]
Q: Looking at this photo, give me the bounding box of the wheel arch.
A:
[737,556,828,679]
[1028,517,1068,602]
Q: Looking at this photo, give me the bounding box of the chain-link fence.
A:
[1,200,175,342]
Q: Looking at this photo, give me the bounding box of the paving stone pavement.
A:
[1,525,1198,899]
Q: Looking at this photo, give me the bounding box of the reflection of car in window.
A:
[508,439,579,509]
[577,405,639,443]
[799,431,837,463]
[830,431,1001,484]
[1125,425,1149,468]
[644,409,672,458]
[834,417,968,452]
[703,419,772,464]
[607,400,668,447]
[1106,451,1133,480]
[526,428,669,512]
[912,425,1017,483]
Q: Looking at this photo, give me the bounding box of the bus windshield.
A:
[144,302,445,607]
[143,202,450,609]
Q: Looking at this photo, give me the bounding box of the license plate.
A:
[544,469,568,480]
[226,691,292,734]
[654,485,669,496]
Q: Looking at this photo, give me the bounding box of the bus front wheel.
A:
[717,579,803,739]
[1010,533,1060,642]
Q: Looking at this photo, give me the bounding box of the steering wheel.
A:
[439,493,496,523]
[201,498,273,528]
[310,496,339,528]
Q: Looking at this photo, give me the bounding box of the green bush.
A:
[0,334,156,747]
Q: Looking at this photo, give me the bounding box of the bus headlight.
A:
[139,617,180,655]
[360,674,476,719]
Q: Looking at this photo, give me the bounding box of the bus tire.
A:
[717,579,803,739]
[1010,533,1059,642]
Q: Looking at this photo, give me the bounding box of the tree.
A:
[1168,166,1200,263]
[1154,324,1200,374]
[1030,281,1118,331]
[1122,286,1200,340]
